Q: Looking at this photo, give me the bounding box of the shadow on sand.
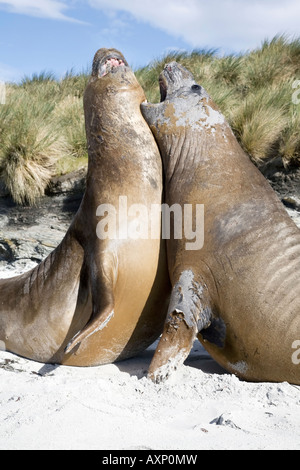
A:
[115,340,227,379]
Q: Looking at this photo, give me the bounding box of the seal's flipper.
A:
[65,253,116,354]
[64,304,114,354]
[148,308,197,383]
[148,270,212,383]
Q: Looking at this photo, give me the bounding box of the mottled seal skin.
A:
[0,48,170,366]
[141,61,300,384]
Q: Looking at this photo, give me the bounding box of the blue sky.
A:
[0,0,299,83]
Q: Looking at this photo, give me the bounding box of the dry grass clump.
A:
[242,36,300,90]
[0,71,89,205]
[230,85,291,163]
[0,87,60,205]
[54,95,86,159]
[279,106,300,165]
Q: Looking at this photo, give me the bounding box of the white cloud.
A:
[87,0,300,52]
[0,0,84,23]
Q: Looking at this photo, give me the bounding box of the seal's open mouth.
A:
[159,75,168,102]
[159,64,178,102]
[100,56,127,77]
[92,49,129,78]
[158,62,196,102]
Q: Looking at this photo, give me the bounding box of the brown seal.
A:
[141,61,300,384]
[0,48,170,366]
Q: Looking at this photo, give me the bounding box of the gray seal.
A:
[141,61,300,384]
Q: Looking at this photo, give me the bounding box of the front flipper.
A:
[65,251,116,354]
[65,304,114,354]
[148,270,212,383]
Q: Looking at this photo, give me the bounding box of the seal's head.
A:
[84,48,150,165]
[158,61,203,101]
[141,62,227,184]
[91,48,129,78]
[141,61,208,124]
[85,47,143,102]
[84,48,145,141]
[141,61,224,131]
[141,62,225,168]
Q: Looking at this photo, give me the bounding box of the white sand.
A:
[0,209,300,451]
[0,339,299,450]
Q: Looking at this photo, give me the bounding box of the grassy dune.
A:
[0,35,299,205]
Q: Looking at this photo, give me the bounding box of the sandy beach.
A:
[0,337,299,450]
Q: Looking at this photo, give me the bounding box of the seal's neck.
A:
[84,80,144,174]
[158,124,233,186]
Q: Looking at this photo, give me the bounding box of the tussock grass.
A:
[0,35,299,205]
[230,86,291,162]
[54,95,86,159]
[279,106,300,165]
[0,71,89,205]
[0,88,60,205]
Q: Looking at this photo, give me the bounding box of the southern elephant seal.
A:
[141,61,300,384]
[0,48,170,366]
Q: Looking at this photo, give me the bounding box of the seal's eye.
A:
[191,84,201,92]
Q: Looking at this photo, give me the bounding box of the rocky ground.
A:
[0,169,85,275]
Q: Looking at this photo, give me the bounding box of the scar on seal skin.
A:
[0,49,170,367]
[141,61,300,385]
